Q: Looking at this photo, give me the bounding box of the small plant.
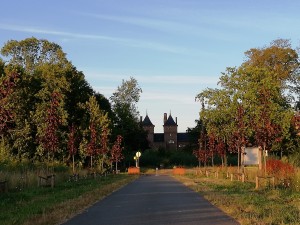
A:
[266,159,295,188]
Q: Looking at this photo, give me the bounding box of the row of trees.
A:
[194,39,300,169]
[0,37,148,173]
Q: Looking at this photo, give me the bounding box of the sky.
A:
[1,0,300,132]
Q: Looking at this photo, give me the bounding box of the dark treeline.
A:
[0,37,148,172]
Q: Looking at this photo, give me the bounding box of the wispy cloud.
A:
[0,23,188,54]
[84,72,219,86]
[93,85,198,106]
[77,12,243,42]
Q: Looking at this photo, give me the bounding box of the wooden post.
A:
[271,177,275,188]
[51,175,55,188]
[230,173,233,181]
[206,170,209,177]
[242,173,245,183]
[255,176,259,189]
[215,171,218,178]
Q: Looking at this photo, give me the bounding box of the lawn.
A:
[176,173,300,225]
[0,174,137,225]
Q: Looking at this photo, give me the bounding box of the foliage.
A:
[110,77,148,162]
[110,77,142,118]
[196,39,299,167]
[266,159,295,182]
[111,135,124,171]
[37,92,62,161]
[0,71,19,136]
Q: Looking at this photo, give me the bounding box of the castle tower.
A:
[163,113,178,150]
[141,114,155,147]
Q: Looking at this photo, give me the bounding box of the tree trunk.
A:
[237,147,240,173]
[72,155,75,174]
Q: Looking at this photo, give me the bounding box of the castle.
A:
[141,113,189,150]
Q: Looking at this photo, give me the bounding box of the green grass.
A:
[0,174,137,225]
[177,174,300,225]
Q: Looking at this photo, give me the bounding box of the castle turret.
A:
[163,113,178,150]
[141,114,155,147]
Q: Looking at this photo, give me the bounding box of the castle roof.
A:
[164,114,177,126]
[142,115,154,126]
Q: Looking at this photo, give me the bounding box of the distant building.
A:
[141,113,189,150]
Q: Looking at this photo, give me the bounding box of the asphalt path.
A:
[63,175,240,225]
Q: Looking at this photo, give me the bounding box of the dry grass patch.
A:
[175,174,300,225]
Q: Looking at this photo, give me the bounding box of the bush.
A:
[266,159,296,188]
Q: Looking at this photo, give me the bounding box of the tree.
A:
[0,71,19,137]
[0,70,19,161]
[38,91,62,172]
[67,124,77,173]
[110,77,147,163]
[99,127,109,172]
[1,37,73,162]
[196,39,299,171]
[86,122,100,169]
[110,77,142,118]
[1,37,70,74]
[111,135,124,172]
[79,96,110,168]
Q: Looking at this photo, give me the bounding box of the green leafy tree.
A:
[196,39,299,170]
[79,96,110,168]
[1,37,69,74]
[110,77,147,164]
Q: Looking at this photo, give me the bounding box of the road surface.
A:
[63,175,239,225]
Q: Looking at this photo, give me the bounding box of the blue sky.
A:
[1,0,300,132]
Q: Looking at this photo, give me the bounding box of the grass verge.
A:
[0,174,138,225]
[176,174,300,225]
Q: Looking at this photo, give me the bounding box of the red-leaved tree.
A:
[111,135,124,172]
[87,122,100,169]
[0,72,19,137]
[68,123,77,173]
[215,139,226,167]
[99,127,109,172]
[39,91,62,172]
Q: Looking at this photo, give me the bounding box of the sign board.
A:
[244,147,260,165]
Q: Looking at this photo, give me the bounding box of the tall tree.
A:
[110,77,147,163]
[38,91,62,171]
[79,96,110,168]
[196,39,299,170]
[1,37,70,74]
[67,124,77,173]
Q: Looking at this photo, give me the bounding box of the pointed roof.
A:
[142,115,154,126]
[164,114,177,126]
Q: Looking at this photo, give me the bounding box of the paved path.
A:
[63,175,239,225]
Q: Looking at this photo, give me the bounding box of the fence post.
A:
[271,177,275,188]
[230,173,233,181]
[242,173,245,183]
[255,176,259,189]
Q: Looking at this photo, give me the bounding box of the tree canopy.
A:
[0,37,147,171]
[196,39,300,166]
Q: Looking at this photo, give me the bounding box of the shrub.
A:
[266,159,296,187]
